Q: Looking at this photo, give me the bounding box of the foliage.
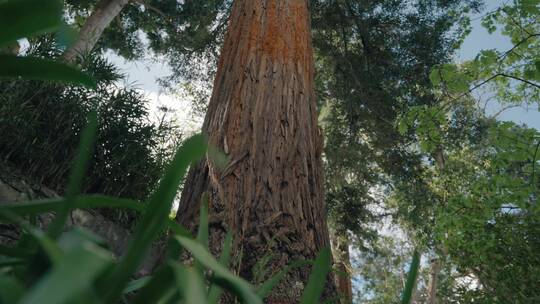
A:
[64,0,232,113]
[314,0,483,247]
[433,122,540,303]
[0,37,181,227]
[0,0,93,87]
[389,1,540,302]
[352,236,424,304]
[430,0,540,105]
[65,0,230,62]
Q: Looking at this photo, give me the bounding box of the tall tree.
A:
[175,0,335,301]
[311,0,482,299]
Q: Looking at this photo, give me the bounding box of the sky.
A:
[109,0,539,131]
[457,0,540,129]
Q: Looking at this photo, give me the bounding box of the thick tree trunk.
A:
[175,0,335,301]
[62,0,130,63]
[331,232,353,304]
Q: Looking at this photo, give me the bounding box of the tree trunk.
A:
[426,257,440,304]
[62,0,130,63]
[175,0,335,301]
[331,232,353,304]
[426,148,447,304]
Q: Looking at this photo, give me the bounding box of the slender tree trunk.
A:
[426,257,440,304]
[426,148,447,304]
[62,0,130,63]
[331,232,353,304]
[176,0,335,301]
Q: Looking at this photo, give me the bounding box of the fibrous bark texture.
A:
[176,0,335,302]
[62,0,129,63]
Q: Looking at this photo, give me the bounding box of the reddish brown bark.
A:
[175,0,335,301]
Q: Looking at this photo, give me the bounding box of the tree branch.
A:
[499,73,540,89]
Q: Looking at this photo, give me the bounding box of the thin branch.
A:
[500,33,540,61]
[500,73,540,89]
[489,104,521,119]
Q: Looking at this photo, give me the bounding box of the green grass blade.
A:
[102,134,207,303]
[123,277,151,294]
[132,266,175,304]
[174,235,262,304]
[171,263,208,304]
[300,247,332,304]
[48,112,98,239]
[0,257,26,267]
[0,55,96,88]
[1,196,142,216]
[0,273,24,304]
[0,209,63,265]
[208,231,233,304]
[257,260,311,299]
[401,250,421,304]
[122,276,152,294]
[197,193,209,248]
[21,244,112,304]
[194,193,209,273]
[0,0,62,46]
[0,244,31,258]
[0,195,191,237]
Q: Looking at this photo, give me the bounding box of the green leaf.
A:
[21,243,112,304]
[0,257,26,267]
[101,134,207,303]
[0,55,96,88]
[300,247,332,304]
[197,193,210,249]
[2,196,143,217]
[132,266,176,304]
[195,193,209,273]
[208,232,234,304]
[429,68,442,86]
[57,228,106,252]
[520,0,540,13]
[397,118,410,135]
[0,244,31,258]
[0,0,62,46]
[0,195,191,238]
[401,250,421,304]
[257,260,311,299]
[207,145,230,170]
[170,263,208,304]
[174,236,262,304]
[48,112,98,239]
[123,277,151,294]
[0,273,24,303]
[0,209,63,265]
